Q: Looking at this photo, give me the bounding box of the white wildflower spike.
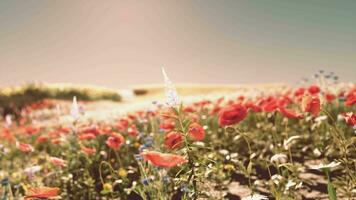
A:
[162,67,180,107]
[71,96,80,120]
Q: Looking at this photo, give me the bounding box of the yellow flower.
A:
[103,183,112,191]
[224,164,235,171]
[118,168,127,178]
[134,142,141,148]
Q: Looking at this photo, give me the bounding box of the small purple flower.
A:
[1,178,9,186]
[141,177,153,185]
[134,154,143,161]
[181,185,190,193]
[144,137,153,147]
[139,145,147,152]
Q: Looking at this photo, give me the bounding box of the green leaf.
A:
[247,160,253,175]
[327,181,337,200]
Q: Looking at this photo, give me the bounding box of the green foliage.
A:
[0,83,121,116]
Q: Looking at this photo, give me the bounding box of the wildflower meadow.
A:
[0,70,355,200]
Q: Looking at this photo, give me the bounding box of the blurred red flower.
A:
[23,125,40,135]
[325,93,336,102]
[36,135,49,143]
[25,187,60,199]
[302,95,321,116]
[82,126,101,135]
[106,133,125,150]
[278,106,302,119]
[160,120,175,131]
[49,157,67,168]
[1,128,15,143]
[294,87,305,97]
[345,90,356,106]
[218,104,247,126]
[344,112,356,126]
[308,85,320,95]
[78,133,96,140]
[164,131,183,149]
[17,142,34,153]
[245,102,262,113]
[81,146,96,156]
[183,106,196,113]
[141,151,187,168]
[127,124,138,137]
[188,122,205,141]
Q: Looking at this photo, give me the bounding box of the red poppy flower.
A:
[24,125,40,135]
[128,114,137,120]
[159,107,177,119]
[344,112,356,126]
[245,102,262,113]
[188,123,205,141]
[51,138,62,145]
[1,129,15,143]
[106,133,125,150]
[325,93,336,102]
[218,104,247,126]
[81,146,96,155]
[294,87,305,97]
[302,95,321,116]
[82,126,101,135]
[345,90,356,106]
[159,120,175,131]
[210,106,221,115]
[25,187,60,199]
[57,126,71,134]
[17,142,34,153]
[261,97,278,112]
[278,106,303,119]
[141,151,187,168]
[216,97,225,105]
[279,96,293,106]
[116,118,130,131]
[36,135,49,143]
[127,124,138,137]
[78,133,96,140]
[195,100,212,107]
[308,85,320,95]
[183,106,196,113]
[49,157,67,168]
[164,132,183,149]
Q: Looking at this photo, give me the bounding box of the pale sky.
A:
[0,0,355,88]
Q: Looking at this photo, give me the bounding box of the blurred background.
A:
[0,0,355,88]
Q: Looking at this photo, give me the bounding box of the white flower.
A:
[285,180,296,190]
[242,193,269,200]
[162,67,180,107]
[271,174,283,185]
[337,114,345,121]
[219,149,229,155]
[314,115,327,123]
[24,165,42,177]
[283,135,301,149]
[313,148,321,157]
[310,161,341,170]
[5,115,12,127]
[71,96,80,120]
[270,153,288,164]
